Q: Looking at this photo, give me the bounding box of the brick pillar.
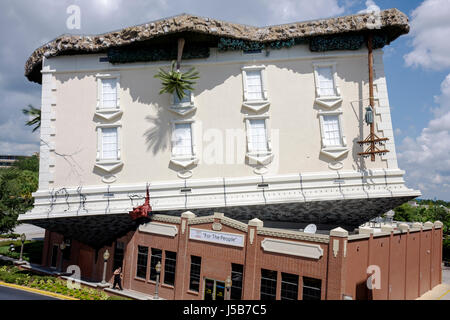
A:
[434,221,444,284]
[326,227,348,300]
[398,222,410,300]
[242,218,263,300]
[174,211,196,300]
[41,230,51,266]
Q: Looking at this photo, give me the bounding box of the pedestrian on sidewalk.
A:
[112,267,123,290]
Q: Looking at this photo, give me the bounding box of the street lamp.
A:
[101,249,110,285]
[155,261,161,300]
[19,233,26,262]
[225,276,232,300]
[58,242,66,272]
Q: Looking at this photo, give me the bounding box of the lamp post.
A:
[58,242,66,272]
[225,276,232,300]
[101,249,110,285]
[155,261,161,300]
[18,233,26,263]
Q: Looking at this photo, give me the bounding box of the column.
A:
[326,227,348,300]
[174,211,195,299]
[242,218,263,300]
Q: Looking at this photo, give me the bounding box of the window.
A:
[246,70,263,101]
[189,256,202,292]
[318,110,349,159]
[96,74,120,111]
[260,269,277,300]
[302,277,322,300]
[244,116,274,166]
[231,263,244,300]
[313,63,341,108]
[281,273,299,300]
[242,66,269,111]
[62,239,71,261]
[164,251,177,286]
[113,241,124,271]
[248,119,268,153]
[136,246,148,279]
[172,123,193,157]
[101,127,118,160]
[316,66,335,97]
[149,248,162,281]
[101,78,118,109]
[173,89,192,105]
[322,115,342,147]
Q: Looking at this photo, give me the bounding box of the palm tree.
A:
[22,105,41,133]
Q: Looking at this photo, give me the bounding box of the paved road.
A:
[0,285,59,300]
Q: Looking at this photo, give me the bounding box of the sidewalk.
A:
[0,254,159,300]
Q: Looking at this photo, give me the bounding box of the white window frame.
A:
[170,119,199,168]
[169,89,196,116]
[242,65,270,111]
[318,109,349,159]
[95,73,122,120]
[313,62,342,108]
[94,123,123,173]
[244,114,274,166]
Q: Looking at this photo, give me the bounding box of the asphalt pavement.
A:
[0,284,59,300]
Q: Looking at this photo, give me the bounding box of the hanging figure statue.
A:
[365,106,374,125]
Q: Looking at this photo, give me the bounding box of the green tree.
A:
[0,168,38,234]
[12,154,39,172]
[22,105,41,133]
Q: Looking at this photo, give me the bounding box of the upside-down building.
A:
[19,9,443,300]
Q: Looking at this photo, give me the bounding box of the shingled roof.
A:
[25,8,409,84]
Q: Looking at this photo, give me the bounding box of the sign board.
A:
[189,228,245,247]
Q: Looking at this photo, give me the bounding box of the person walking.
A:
[112,267,123,290]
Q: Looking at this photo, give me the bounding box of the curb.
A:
[0,281,79,300]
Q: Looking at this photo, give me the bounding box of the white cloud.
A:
[398,74,450,200]
[404,0,450,70]
[358,0,380,14]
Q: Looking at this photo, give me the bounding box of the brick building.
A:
[42,212,443,300]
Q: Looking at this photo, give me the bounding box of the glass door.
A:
[203,278,226,300]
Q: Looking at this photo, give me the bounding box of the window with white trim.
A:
[248,119,268,153]
[101,78,118,109]
[244,115,274,166]
[322,115,342,147]
[95,124,123,173]
[313,62,341,108]
[316,67,335,97]
[101,127,119,160]
[173,89,192,105]
[242,66,269,111]
[318,109,349,160]
[246,70,264,101]
[172,123,193,157]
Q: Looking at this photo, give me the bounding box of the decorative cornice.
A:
[25,9,409,83]
[257,227,329,243]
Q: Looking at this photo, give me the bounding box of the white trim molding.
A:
[317,108,349,160]
[244,114,274,166]
[94,122,123,173]
[261,238,324,259]
[170,118,199,168]
[241,65,270,112]
[313,61,342,108]
[95,73,122,120]
[138,222,178,237]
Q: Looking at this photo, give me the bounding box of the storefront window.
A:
[136,246,148,279]
[260,269,277,300]
[302,277,322,300]
[231,263,244,300]
[163,251,177,286]
[281,272,299,300]
[189,256,202,292]
[149,248,162,281]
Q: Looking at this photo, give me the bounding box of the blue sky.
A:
[0,0,449,200]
